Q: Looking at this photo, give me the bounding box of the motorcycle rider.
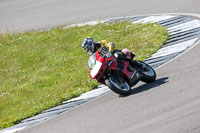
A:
[81,37,133,58]
[81,37,147,78]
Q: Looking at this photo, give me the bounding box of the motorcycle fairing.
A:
[109,61,140,86]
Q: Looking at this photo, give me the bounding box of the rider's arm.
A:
[100,40,115,52]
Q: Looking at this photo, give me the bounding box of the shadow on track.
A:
[120,77,169,97]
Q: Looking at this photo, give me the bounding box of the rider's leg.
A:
[114,49,148,71]
[130,60,148,71]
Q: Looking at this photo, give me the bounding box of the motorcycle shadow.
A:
[120,77,169,97]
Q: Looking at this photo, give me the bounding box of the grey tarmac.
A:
[0,0,200,32]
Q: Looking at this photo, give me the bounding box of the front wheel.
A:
[105,73,131,95]
[137,61,156,83]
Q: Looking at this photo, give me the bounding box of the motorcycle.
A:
[88,48,156,95]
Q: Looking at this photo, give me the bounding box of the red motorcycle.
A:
[88,48,156,95]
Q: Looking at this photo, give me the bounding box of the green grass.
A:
[0,21,168,129]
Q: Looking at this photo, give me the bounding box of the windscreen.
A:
[88,53,96,70]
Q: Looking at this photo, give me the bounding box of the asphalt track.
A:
[1,0,200,133]
[1,0,200,32]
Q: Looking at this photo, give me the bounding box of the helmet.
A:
[82,37,95,55]
[122,48,131,58]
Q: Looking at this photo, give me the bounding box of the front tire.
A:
[105,73,131,95]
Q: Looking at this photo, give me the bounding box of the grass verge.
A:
[0,21,168,129]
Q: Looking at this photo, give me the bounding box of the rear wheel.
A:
[138,61,156,83]
[105,73,131,95]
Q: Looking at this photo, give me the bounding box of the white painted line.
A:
[66,20,106,28]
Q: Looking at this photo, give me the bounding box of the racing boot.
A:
[130,60,149,71]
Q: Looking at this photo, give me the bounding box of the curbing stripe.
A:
[150,38,199,59]
[169,28,200,40]
[168,20,200,34]
[132,15,175,23]
[163,35,200,48]
[160,16,193,28]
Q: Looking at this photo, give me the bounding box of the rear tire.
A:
[105,73,131,95]
[138,61,156,83]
